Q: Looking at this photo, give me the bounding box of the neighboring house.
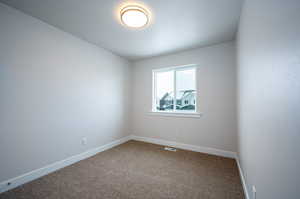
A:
[158,90,195,110]
[158,92,173,110]
[177,90,196,109]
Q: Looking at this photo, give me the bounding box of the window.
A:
[152,65,197,113]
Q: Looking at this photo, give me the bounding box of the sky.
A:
[156,68,195,99]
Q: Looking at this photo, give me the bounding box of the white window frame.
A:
[151,64,201,118]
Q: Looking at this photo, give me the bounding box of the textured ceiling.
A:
[0,0,243,60]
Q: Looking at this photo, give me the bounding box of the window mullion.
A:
[194,68,197,113]
[173,70,176,112]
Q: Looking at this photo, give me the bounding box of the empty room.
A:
[0,0,299,199]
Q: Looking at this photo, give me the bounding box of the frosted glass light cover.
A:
[121,6,149,28]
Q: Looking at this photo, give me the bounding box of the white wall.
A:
[0,3,131,182]
[237,0,300,198]
[131,42,238,153]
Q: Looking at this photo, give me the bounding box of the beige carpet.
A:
[0,140,244,199]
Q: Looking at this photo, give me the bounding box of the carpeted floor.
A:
[0,140,244,199]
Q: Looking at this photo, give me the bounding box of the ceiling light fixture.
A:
[120,5,149,28]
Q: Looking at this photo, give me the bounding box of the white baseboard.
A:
[236,157,250,199]
[0,136,131,194]
[131,135,237,159]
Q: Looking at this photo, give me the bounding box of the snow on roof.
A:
[161,90,195,100]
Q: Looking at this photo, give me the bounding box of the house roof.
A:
[161,90,195,100]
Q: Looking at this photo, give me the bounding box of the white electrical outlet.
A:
[81,137,87,145]
[252,185,256,199]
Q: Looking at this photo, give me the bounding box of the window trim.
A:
[148,111,203,118]
[152,64,199,115]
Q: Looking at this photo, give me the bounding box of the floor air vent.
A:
[164,146,177,152]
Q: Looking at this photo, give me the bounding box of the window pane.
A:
[176,68,196,111]
[155,71,174,111]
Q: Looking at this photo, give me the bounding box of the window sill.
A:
[148,111,203,118]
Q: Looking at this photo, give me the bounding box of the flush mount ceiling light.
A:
[120,5,149,28]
